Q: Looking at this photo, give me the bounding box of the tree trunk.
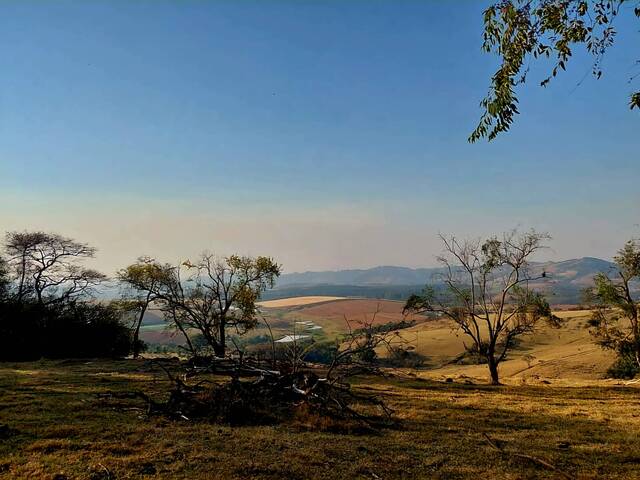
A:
[488,355,500,385]
[218,319,226,358]
[133,303,147,359]
[17,251,27,302]
[633,314,640,369]
[212,342,225,358]
[171,313,196,357]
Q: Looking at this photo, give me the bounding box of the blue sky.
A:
[1,1,639,273]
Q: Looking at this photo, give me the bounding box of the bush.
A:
[383,346,426,368]
[304,341,338,364]
[0,300,133,361]
[606,342,640,379]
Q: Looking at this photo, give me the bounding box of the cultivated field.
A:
[136,298,430,345]
[259,298,427,338]
[257,296,346,308]
[0,359,638,479]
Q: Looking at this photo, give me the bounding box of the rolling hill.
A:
[267,257,619,305]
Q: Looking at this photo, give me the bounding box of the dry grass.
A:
[0,359,639,479]
[392,310,616,383]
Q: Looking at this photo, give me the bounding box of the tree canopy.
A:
[586,239,640,377]
[470,0,639,142]
[119,254,281,357]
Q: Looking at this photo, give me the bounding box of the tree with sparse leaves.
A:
[117,256,164,358]
[3,231,106,305]
[404,230,559,384]
[585,239,640,377]
[120,254,281,358]
[0,230,132,360]
[470,0,640,142]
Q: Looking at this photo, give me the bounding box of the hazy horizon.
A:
[2,1,639,275]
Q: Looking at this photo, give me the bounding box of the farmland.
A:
[257,296,346,308]
[140,297,427,348]
[141,297,616,383]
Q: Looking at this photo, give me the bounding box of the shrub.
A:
[304,341,338,364]
[0,300,133,361]
[606,341,640,379]
[383,346,426,368]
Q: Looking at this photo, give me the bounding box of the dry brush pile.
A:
[104,315,406,431]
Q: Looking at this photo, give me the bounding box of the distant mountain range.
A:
[277,257,616,287]
[265,257,620,305]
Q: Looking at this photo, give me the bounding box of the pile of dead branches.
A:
[139,364,392,427]
[106,311,407,429]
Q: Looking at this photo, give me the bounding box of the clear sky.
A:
[1,1,639,274]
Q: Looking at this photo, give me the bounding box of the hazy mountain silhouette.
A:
[277,257,616,287]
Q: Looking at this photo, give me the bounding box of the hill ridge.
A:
[278,257,615,287]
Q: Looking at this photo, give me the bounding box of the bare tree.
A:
[3,231,106,305]
[120,254,281,358]
[585,239,640,371]
[325,306,403,381]
[404,230,558,384]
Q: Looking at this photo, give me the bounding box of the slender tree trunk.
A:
[218,319,226,358]
[205,329,225,358]
[632,313,640,368]
[133,303,147,359]
[17,251,27,302]
[488,355,500,385]
[171,312,196,357]
[262,316,277,370]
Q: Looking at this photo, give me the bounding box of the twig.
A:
[97,463,113,480]
[482,433,574,480]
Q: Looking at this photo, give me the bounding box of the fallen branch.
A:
[482,433,574,480]
[107,362,392,428]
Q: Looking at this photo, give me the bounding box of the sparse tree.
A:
[121,254,281,358]
[470,0,639,142]
[117,257,163,358]
[404,230,558,384]
[585,239,640,373]
[114,258,196,355]
[3,231,106,305]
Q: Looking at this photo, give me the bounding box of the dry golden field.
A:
[395,309,617,384]
[0,359,639,479]
[4,299,637,479]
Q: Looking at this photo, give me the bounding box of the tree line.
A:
[0,230,280,362]
[0,228,637,384]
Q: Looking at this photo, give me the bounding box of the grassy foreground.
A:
[0,359,639,479]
